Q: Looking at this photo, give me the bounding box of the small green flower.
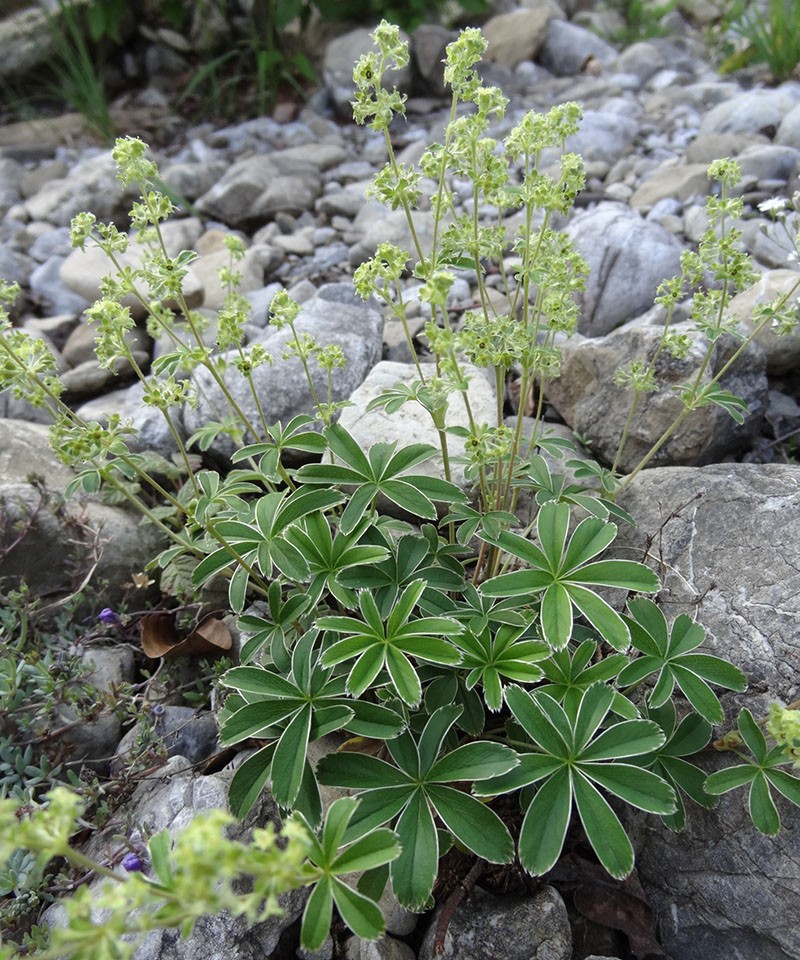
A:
[112,136,158,187]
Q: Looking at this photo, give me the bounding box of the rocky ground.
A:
[1,2,800,959]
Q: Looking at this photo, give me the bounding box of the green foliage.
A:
[2,19,800,960]
[721,0,800,79]
[46,0,117,143]
[313,0,487,31]
[601,0,678,42]
[296,797,401,949]
[706,708,800,833]
[318,705,517,909]
[477,683,674,878]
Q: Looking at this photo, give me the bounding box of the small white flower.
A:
[758,197,788,214]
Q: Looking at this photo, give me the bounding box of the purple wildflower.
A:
[121,852,144,872]
[98,608,120,626]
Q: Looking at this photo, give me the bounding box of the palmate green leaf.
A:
[392,791,438,911]
[297,462,365,485]
[387,578,426,631]
[429,741,518,782]
[581,762,676,814]
[749,773,781,835]
[619,599,745,723]
[426,784,514,863]
[502,682,671,874]
[340,787,412,841]
[704,763,757,795]
[540,582,572,650]
[228,563,251,614]
[737,703,767,760]
[221,666,297,700]
[580,720,666,761]
[561,514,618,570]
[481,527,550,572]
[517,767,572,876]
[482,504,656,649]
[228,742,276,818]
[538,641,635,719]
[767,768,800,806]
[346,701,405,740]
[316,753,412,790]
[380,478,439,519]
[345,650,383,699]
[192,546,237,586]
[310,705,355,740]
[573,771,635,879]
[357,863,389,905]
[301,875,334,951]
[474,751,563,796]
[538,500,570,571]
[661,755,716,807]
[324,422,373,475]
[219,700,298,744]
[578,590,632,652]
[298,798,400,948]
[695,383,749,423]
[385,646,422,706]
[271,704,312,807]
[573,681,616,752]
[654,704,713,757]
[417,703,461,771]
[573,560,660,592]
[505,685,570,757]
[331,877,388,941]
[332,828,402,875]
[702,708,800,834]
[671,665,725,725]
[397,633,461,664]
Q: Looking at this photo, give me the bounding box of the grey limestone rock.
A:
[544,323,767,471]
[565,204,684,336]
[560,109,638,167]
[0,157,23,216]
[776,101,800,149]
[44,757,307,960]
[629,161,712,210]
[113,706,219,774]
[611,40,669,83]
[418,885,571,960]
[734,143,800,184]
[725,269,800,374]
[615,463,800,713]
[348,207,438,270]
[43,647,136,768]
[0,419,166,610]
[183,284,383,462]
[24,151,137,226]
[482,5,559,69]
[537,19,618,76]
[699,88,800,137]
[411,24,455,96]
[75,380,186,458]
[346,935,415,960]
[29,255,91,315]
[614,464,800,960]
[195,147,345,229]
[57,215,204,316]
